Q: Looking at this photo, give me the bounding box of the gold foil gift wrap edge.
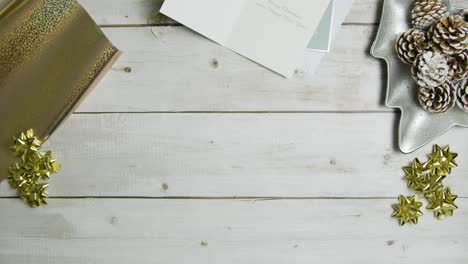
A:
[0,0,121,182]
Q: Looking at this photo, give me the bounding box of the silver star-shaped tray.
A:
[371,0,466,153]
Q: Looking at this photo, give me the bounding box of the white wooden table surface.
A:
[1,0,468,263]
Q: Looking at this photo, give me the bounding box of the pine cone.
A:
[411,0,449,30]
[447,51,468,81]
[428,14,468,55]
[412,51,450,87]
[395,29,429,64]
[419,82,456,113]
[459,10,468,21]
[456,78,468,111]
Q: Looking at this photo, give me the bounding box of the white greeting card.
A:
[307,0,334,52]
[161,0,331,78]
[303,0,355,73]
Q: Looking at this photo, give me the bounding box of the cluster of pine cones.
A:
[395,0,467,114]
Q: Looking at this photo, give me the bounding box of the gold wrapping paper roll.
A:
[0,0,120,181]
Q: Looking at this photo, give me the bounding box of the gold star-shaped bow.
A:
[426,187,458,220]
[6,129,60,208]
[395,144,460,225]
[403,158,430,192]
[32,151,61,180]
[392,195,424,225]
[427,145,458,176]
[421,173,446,197]
[19,182,49,208]
[9,129,45,162]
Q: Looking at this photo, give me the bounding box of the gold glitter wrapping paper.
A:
[0,0,120,182]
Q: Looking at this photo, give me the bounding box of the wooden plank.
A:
[1,0,465,26]
[79,0,464,113]
[78,0,467,26]
[79,0,378,26]
[80,0,176,25]
[78,25,387,112]
[1,113,467,197]
[0,198,466,264]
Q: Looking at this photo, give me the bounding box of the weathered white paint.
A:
[76,0,468,26]
[0,1,467,263]
[0,199,467,264]
[2,0,465,26]
[78,25,386,112]
[1,113,466,198]
[13,0,387,26]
